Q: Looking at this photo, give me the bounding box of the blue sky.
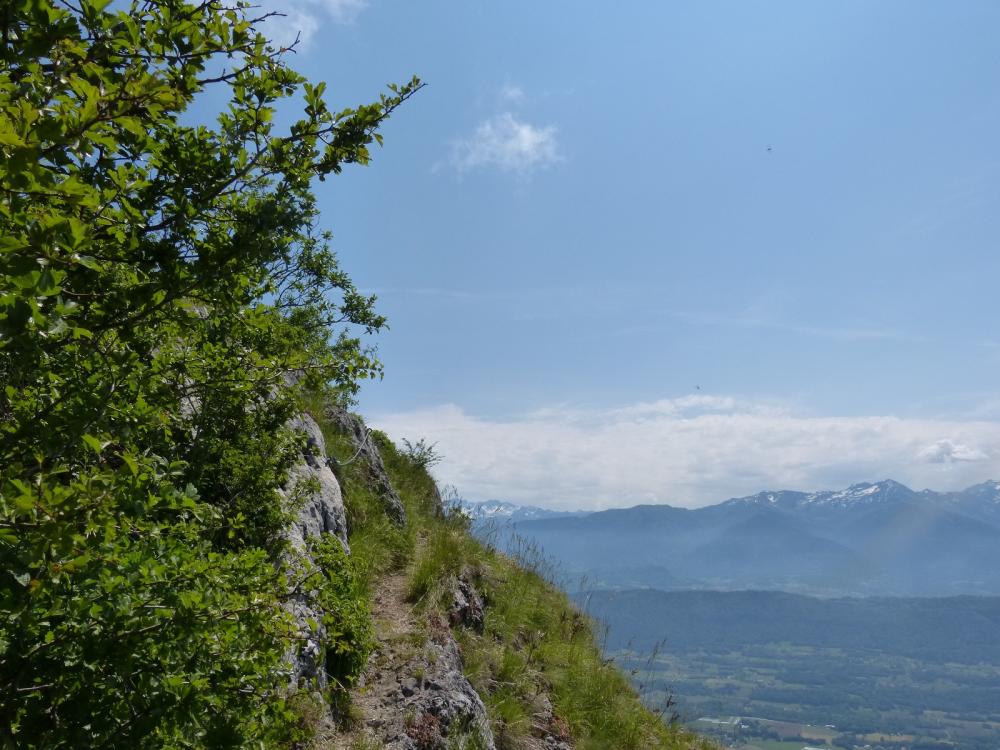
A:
[255,1,1000,508]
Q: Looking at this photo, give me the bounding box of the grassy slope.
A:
[314,408,714,750]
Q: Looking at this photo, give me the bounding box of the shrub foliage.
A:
[0,1,418,746]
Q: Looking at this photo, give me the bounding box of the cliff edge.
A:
[282,401,715,750]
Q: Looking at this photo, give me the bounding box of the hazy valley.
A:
[464,481,1000,750]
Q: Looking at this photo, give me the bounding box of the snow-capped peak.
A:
[470,501,520,518]
[726,480,914,510]
[459,499,587,523]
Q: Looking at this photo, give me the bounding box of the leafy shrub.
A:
[0,1,418,746]
[307,535,374,692]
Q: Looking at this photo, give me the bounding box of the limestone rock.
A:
[278,408,499,750]
[280,413,349,690]
[342,573,497,750]
[382,635,496,750]
[282,413,349,550]
[531,693,574,749]
[325,405,407,526]
[449,573,485,632]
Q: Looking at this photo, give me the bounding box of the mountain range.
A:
[485,480,1000,596]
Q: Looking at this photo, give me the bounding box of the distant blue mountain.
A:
[500,480,1000,596]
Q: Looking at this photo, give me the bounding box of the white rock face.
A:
[282,413,349,551]
[280,413,349,690]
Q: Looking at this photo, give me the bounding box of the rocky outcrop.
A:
[279,408,500,749]
[325,405,407,526]
[394,631,495,750]
[446,575,573,750]
[346,574,496,750]
[280,413,349,690]
[449,571,485,632]
[283,413,349,550]
[530,693,574,750]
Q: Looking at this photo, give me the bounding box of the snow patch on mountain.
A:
[459,499,587,524]
[726,480,915,510]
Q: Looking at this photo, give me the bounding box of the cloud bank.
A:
[450,113,559,175]
[371,396,1000,511]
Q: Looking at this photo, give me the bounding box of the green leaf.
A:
[35,268,63,296]
[67,218,88,248]
[86,0,114,14]
[82,434,104,453]
[73,255,101,270]
[0,236,28,253]
[0,126,25,147]
[14,494,34,513]
[66,553,91,570]
[120,453,139,477]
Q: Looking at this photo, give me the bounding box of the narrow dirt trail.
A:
[325,556,495,750]
[369,570,420,644]
[328,569,425,748]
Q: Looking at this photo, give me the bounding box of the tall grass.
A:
[406,513,478,603]
[459,543,712,750]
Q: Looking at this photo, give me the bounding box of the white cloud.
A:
[918,439,989,464]
[499,83,525,104]
[371,396,1000,511]
[256,0,367,48]
[450,113,559,175]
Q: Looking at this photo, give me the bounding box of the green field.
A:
[618,643,1000,750]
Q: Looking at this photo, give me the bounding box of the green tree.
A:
[0,1,419,746]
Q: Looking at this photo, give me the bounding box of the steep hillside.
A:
[0,5,714,744]
[299,402,715,750]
